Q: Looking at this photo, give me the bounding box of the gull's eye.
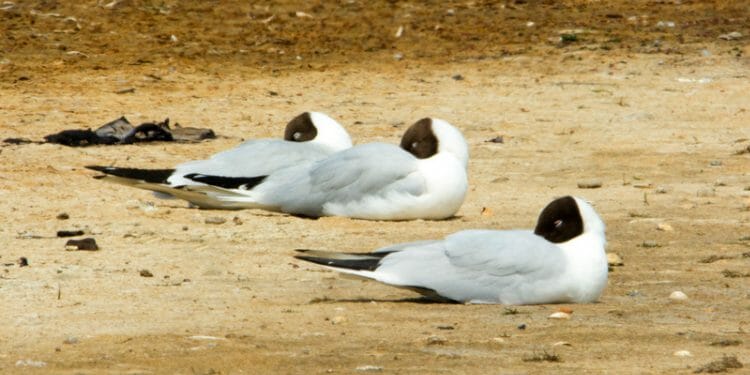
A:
[411,141,419,149]
[554,219,563,228]
[293,132,302,141]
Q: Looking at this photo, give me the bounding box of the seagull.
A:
[295,196,608,304]
[179,117,469,220]
[86,112,352,207]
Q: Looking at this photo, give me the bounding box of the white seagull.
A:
[295,196,608,304]
[178,117,469,220]
[86,112,352,207]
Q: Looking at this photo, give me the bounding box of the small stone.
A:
[517,323,527,330]
[656,223,674,232]
[607,253,624,266]
[557,307,574,314]
[669,291,688,301]
[655,186,669,194]
[355,365,383,372]
[426,335,447,345]
[548,312,571,320]
[451,74,464,81]
[204,217,226,225]
[491,337,506,344]
[709,160,722,167]
[57,230,84,237]
[63,336,79,345]
[673,350,692,357]
[577,179,602,189]
[393,52,403,61]
[641,240,660,248]
[64,238,99,251]
[15,359,46,368]
[719,31,743,40]
[139,269,154,277]
[330,316,346,325]
[56,213,70,220]
[485,136,504,143]
[481,207,493,216]
[552,341,572,347]
[697,188,716,197]
[232,216,243,225]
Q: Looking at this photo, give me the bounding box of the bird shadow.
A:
[307,296,459,305]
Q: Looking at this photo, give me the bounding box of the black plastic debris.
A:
[43,116,215,147]
[64,238,99,251]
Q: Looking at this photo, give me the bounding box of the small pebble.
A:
[481,207,493,216]
[656,223,674,232]
[393,52,403,61]
[486,136,504,143]
[548,312,571,320]
[63,336,78,345]
[56,213,70,220]
[15,359,46,368]
[517,323,527,330]
[451,74,464,81]
[490,337,506,344]
[57,230,84,237]
[330,316,346,325]
[552,341,572,347]
[18,257,29,267]
[669,291,688,301]
[204,217,226,225]
[64,238,99,251]
[673,350,692,357]
[232,216,243,225]
[709,160,722,167]
[607,253,624,266]
[641,240,660,248]
[426,335,447,345]
[577,179,602,189]
[719,31,743,40]
[356,365,383,372]
[655,186,669,194]
[139,269,154,277]
[696,188,716,197]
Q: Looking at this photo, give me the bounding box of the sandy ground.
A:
[2,1,750,374]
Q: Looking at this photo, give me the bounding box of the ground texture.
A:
[1,1,749,374]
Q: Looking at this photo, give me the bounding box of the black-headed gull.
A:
[180,118,469,220]
[295,196,608,304]
[86,112,352,203]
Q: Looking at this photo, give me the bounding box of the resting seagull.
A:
[295,196,608,304]
[181,118,469,220]
[86,112,352,207]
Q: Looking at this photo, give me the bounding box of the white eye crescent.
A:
[554,219,563,228]
[293,132,302,140]
[411,141,419,149]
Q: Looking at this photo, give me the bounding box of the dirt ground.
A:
[2,1,750,373]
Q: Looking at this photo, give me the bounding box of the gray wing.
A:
[168,140,332,186]
[257,143,426,215]
[374,230,567,303]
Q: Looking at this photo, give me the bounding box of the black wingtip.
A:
[84,166,175,183]
[294,253,383,271]
[85,165,108,172]
[185,173,267,190]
